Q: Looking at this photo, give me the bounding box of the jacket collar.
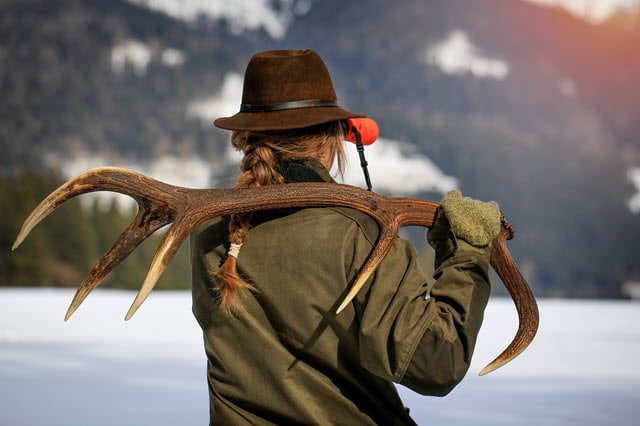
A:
[251,160,334,225]
[277,159,335,184]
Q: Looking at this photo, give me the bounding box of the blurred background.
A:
[1,1,640,425]
[2,0,640,299]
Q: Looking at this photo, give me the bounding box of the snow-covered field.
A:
[1,288,639,425]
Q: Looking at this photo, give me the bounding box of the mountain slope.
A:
[1,0,639,298]
[272,0,640,297]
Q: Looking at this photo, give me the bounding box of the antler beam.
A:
[12,167,538,375]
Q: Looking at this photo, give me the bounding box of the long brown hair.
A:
[215,121,346,313]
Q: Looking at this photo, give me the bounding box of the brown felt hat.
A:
[214,49,365,131]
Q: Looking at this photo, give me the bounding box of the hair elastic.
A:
[228,243,243,259]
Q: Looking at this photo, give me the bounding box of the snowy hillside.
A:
[126,0,640,28]
[126,0,312,38]
[1,288,639,425]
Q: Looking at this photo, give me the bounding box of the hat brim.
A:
[214,106,365,131]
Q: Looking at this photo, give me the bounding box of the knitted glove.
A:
[428,190,501,257]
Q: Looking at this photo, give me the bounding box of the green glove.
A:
[427,189,501,251]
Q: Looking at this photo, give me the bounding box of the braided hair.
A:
[215,121,346,313]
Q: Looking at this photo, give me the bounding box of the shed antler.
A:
[12,167,538,375]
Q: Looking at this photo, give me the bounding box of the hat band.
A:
[240,99,338,113]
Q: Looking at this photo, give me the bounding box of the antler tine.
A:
[336,224,401,313]
[13,166,176,251]
[124,213,195,320]
[12,167,116,251]
[65,212,169,320]
[479,222,539,375]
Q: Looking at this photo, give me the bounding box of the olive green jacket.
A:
[191,161,491,425]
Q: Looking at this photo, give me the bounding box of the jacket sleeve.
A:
[399,248,491,395]
[354,232,491,397]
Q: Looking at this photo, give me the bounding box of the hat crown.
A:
[241,49,337,107]
[213,49,364,131]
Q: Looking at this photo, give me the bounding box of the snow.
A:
[125,0,312,39]
[628,167,640,214]
[45,154,214,212]
[422,30,510,80]
[160,48,186,68]
[186,72,244,122]
[110,39,185,76]
[124,0,640,34]
[110,40,152,76]
[339,137,458,196]
[1,288,639,425]
[523,0,640,23]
